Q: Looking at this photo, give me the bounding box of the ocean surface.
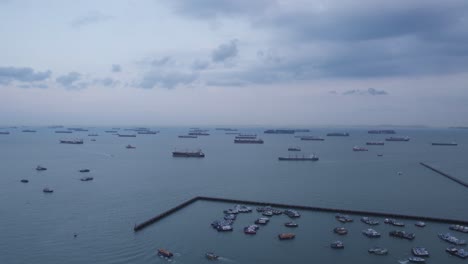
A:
[0,126,467,264]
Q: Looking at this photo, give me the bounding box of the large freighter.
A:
[60,139,84,144]
[264,129,295,134]
[432,142,458,146]
[172,150,205,157]
[368,130,396,134]
[234,138,264,144]
[385,137,410,141]
[327,132,349,136]
[278,154,319,161]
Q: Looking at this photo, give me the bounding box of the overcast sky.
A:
[1,0,468,126]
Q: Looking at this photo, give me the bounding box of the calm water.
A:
[0,127,467,264]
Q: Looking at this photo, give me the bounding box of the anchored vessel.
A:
[235,134,257,139]
[327,132,349,136]
[368,129,396,134]
[234,138,264,144]
[118,134,136,137]
[0,131,10,135]
[432,142,458,146]
[60,139,84,144]
[288,147,301,151]
[300,136,325,141]
[172,150,205,158]
[353,146,368,151]
[366,141,384,145]
[264,129,295,134]
[157,249,173,258]
[178,135,198,138]
[278,154,319,161]
[55,130,72,133]
[386,137,410,141]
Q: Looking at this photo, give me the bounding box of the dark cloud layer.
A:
[0,66,51,85]
[212,39,238,62]
[111,64,122,73]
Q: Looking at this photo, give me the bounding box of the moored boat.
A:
[330,240,344,249]
[333,227,348,235]
[408,257,425,263]
[412,247,429,257]
[278,233,295,240]
[43,187,54,193]
[362,228,381,238]
[389,230,415,240]
[285,222,298,227]
[361,217,379,225]
[446,247,468,259]
[205,252,219,260]
[368,247,388,255]
[438,233,467,245]
[172,150,205,157]
[36,165,47,171]
[157,249,173,258]
[415,221,426,227]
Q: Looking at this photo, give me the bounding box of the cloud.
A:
[111,64,122,73]
[17,83,48,89]
[139,71,197,89]
[151,56,172,67]
[71,11,113,28]
[168,0,275,19]
[0,66,51,85]
[212,39,238,62]
[56,72,88,90]
[191,59,210,71]
[94,78,119,87]
[342,88,388,96]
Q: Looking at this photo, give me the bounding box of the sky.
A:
[1,0,468,127]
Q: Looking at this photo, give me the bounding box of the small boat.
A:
[438,233,467,245]
[362,228,381,238]
[288,147,301,151]
[20,179,29,183]
[446,247,468,259]
[412,247,429,257]
[336,214,353,223]
[90,139,96,141]
[157,248,173,258]
[217,225,233,232]
[255,218,270,225]
[408,256,425,263]
[262,211,273,217]
[368,247,388,255]
[330,240,344,249]
[126,145,136,149]
[278,233,295,240]
[80,177,94,181]
[43,187,54,193]
[377,154,383,157]
[244,225,258,235]
[36,165,47,171]
[205,252,219,260]
[449,224,468,233]
[285,222,298,227]
[389,230,415,240]
[79,169,90,173]
[415,221,426,227]
[384,218,405,227]
[361,217,379,225]
[284,209,301,218]
[333,227,348,235]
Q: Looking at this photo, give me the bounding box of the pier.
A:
[133,196,468,232]
[420,162,468,188]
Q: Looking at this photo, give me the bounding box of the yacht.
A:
[330,241,344,249]
[390,230,415,240]
[362,228,381,238]
[415,221,426,227]
[412,247,429,257]
[333,227,348,235]
[278,233,295,240]
[368,247,388,255]
[361,217,379,225]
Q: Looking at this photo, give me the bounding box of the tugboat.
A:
[330,241,344,249]
[20,179,29,183]
[36,165,47,171]
[362,228,381,238]
[368,247,388,255]
[361,217,379,225]
[157,249,173,258]
[408,256,426,263]
[79,169,90,173]
[43,187,54,193]
[126,144,136,149]
[285,222,298,227]
[446,247,468,259]
[278,233,295,240]
[333,227,348,235]
[205,252,219,260]
[412,247,429,257]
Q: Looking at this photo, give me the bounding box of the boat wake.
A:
[217,257,236,263]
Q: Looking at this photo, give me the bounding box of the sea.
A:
[0,126,467,264]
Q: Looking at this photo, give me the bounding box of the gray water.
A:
[0,127,467,263]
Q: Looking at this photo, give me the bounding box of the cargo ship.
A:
[264,129,295,134]
[288,147,301,151]
[188,132,210,136]
[353,146,368,151]
[137,130,159,134]
[178,135,198,138]
[386,137,410,141]
[172,150,205,157]
[278,154,319,161]
[327,132,349,136]
[368,130,396,134]
[432,142,458,146]
[0,131,10,135]
[104,130,118,133]
[235,134,257,139]
[60,139,84,144]
[117,134,136,137]
[55,130,72,133]
[22,129,36,133]
[300,136,325,141]
[234,138,264,144]
[366,141,384,145]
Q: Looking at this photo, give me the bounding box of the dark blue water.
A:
[0,127,467,263]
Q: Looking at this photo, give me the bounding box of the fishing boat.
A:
[368,247,388,255]
[333,227,348,235]
[330,241,344,249]
[157,249,173,258]
[205,252,219,260]
[278,233,295,240]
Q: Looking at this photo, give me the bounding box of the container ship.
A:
[366,141,385,145]
[327,132,349,136]
[60,139,84,144]
[172,150,205,158]
[368,130,396,134]
[264,129,295,134]
[234,138,264,144]
[386,137,410,141]
[278,154,319,161]
[432,142,458,146]
[300,136,325,141]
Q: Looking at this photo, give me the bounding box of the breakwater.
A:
[133,196,468,232]
[420,162,468,188]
